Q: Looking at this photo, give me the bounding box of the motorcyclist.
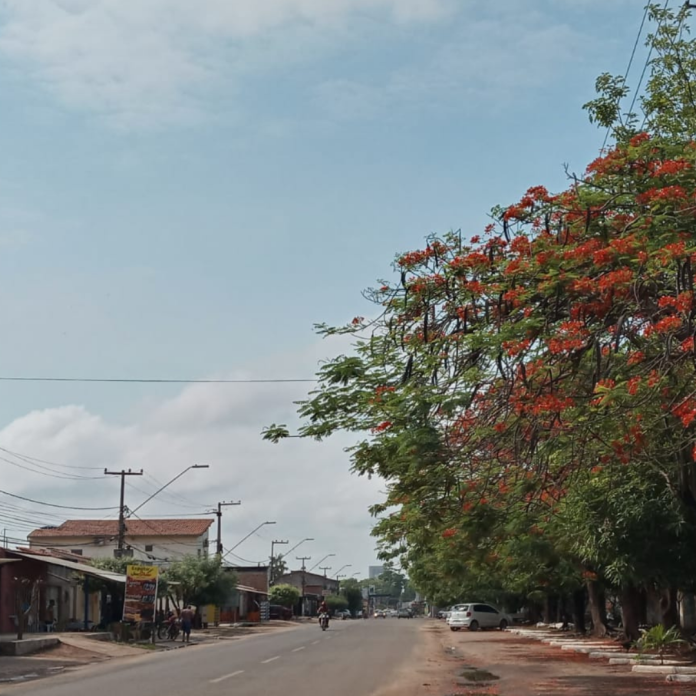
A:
[318,600,329,627]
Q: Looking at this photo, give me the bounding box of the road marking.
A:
[261,656,281,664]
[209,670,244,684]
[311,640,320,645]
[292,647,306,652]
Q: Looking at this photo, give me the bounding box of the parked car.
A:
[335,610,351,620]
[269,604,293,620]
[397,608,412,619]
[448,603,511,631]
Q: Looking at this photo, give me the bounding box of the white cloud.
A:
[0,0,452,128]
[0,335,385,574]
[313,10,585,120]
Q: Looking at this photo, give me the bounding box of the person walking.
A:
[180,605,194,643]
[45,600,56,633]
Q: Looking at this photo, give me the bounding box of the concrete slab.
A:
[0,637,60,656]
[609,657,689,666]
[667,675,696,683]
[633,665,696,675]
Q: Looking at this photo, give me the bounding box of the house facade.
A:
[28,519,213,562]
[0,547,125,634]
[276,570,339,616]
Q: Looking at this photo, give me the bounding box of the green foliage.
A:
[325,594,349,613]
[637,625,684,664]
[164,556,236,608]
[269,584,300,608]
[264,8,696,624]
[269,555,288,585]
[340,578,364,615]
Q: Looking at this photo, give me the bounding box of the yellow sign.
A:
[123,565,159,623]
[126,565,158,581]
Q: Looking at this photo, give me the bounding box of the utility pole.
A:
[214,501,241,556]
[319,566,332,577]
[297,556,311,617]
[105,468,143,555]
[270,540,288,585]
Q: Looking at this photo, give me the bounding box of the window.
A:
[70,549,83,556]
[145,545,153,552]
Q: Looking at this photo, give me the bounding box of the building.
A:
[0,547,126,635]
[28,519,213,562]
[218,566,270,624]
[276,570,340,616]
[368,565,385,579]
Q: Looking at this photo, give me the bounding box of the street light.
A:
[286,538,314,556]
[333,564,352,578]
[129,464,210,515]
[308,553,335,572]
[222,521,276,561]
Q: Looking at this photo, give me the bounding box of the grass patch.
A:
[460,669,500,682]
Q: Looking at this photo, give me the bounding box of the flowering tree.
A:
[265,6,696,640]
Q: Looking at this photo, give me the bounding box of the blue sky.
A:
[0,0,648,572]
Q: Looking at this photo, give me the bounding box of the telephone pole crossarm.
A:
[214,501,241,556]
[104,469,143,554]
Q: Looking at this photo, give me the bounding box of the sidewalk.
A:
[411,621,696,696]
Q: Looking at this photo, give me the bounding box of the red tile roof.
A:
[15,546,91,563]
[28,519,213,539]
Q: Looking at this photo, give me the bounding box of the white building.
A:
[369,565,385,579]
[28,519,213,563]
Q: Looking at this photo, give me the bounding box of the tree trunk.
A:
[586,579,609,637]
[619,585,642,642]
[660,587,680,630]
[543,595,557,624]
[572,588,586,634]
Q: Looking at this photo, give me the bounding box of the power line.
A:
[0,454,105,481]
[0,446,103,471]
[0,488,118,511]
[0,376,316,385]
[603,3,652,149]
[628,0,671,120]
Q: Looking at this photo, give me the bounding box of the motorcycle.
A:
[319,613,330,631]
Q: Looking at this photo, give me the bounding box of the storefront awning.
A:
[237,584,269,596]
[9,551,126,583]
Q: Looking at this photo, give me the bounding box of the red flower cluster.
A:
[450,252,490,271]
[658,292,693,313]
[651,159,691,177]
[547,320,589,354]
[598,268,633,292]
[442,528,457,538]
[673,399,696,427]
[372,421,393,433]
[645,315,682,336]
[627,376,641,396]
[627,351,645,366]
[636,185,688,205]
[502,339,531,357]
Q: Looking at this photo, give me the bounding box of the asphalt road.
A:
[8,618,423,696]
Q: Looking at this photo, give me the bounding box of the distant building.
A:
[276,570,340,616]
[28,519,213,563]
[369,565,385,579]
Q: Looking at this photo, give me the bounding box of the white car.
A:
[444,604,468,624]
[448,603,511,631]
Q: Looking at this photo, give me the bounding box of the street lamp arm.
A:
[222,521,276,560]
[308,553,335,573]
[129,464,209,516]
[286,538,314,556]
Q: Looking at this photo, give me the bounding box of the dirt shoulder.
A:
[391,620,696,696]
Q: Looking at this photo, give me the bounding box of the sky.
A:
[0,0,650,576]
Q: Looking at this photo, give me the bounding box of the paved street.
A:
[4,620,422,696]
